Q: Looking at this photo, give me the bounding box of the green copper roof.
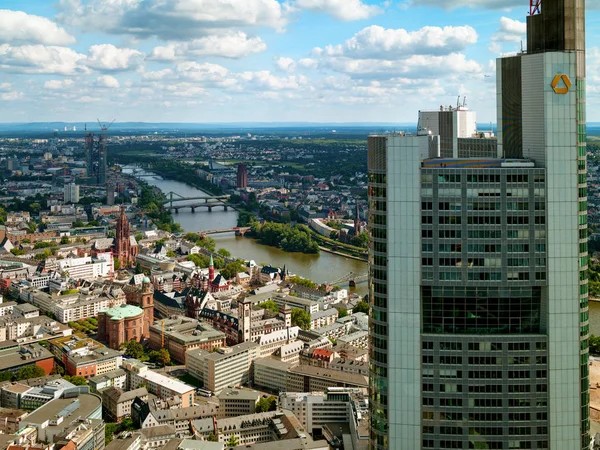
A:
[209,255,214,266]
[103,304,144,320]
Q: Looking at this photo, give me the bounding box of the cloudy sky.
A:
[0,0,599,124]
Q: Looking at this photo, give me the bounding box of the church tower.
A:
[114,205,132,268]
[139,276,154,338]
[208,255,215,290]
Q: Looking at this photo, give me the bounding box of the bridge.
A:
[129,168,162,178]
[166,202,230,213]
[328,271,368,287]
[163,191,230,209]
[197,227,251,236]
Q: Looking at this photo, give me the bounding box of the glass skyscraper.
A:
[367,1,589,449]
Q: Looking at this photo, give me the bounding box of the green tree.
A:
[114,259,121,271]
[287,275,318,290]
[226,434,239,447]
[124,339,145,359]
[187,254,211,268]
[237,211,257,227]
[207,433,218,442]
[353,300,369,315]
[64,375,88,385]
[258,300,280,314]
[256,396,278,412]
[120,417,136,432]
[350,232,369,248]
[338,308,348,318]
[10,248,26,256]
[105,423,119,446]
[217,248,231,258]
[291,308,311,330]
[149,348,171,367]
[16,365,46,380]
[220,261,246,279]
[166,250,176,257]
[590,335,600,355]
[60,236,70,245]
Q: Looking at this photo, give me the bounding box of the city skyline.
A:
[0,0,599,124]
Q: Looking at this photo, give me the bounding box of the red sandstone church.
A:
[92,206,139,269]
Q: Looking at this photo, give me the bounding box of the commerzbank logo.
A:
[551,74,571,94]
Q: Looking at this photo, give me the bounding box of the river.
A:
[122,167,368,295]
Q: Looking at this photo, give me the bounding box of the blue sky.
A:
[0,0,598,124]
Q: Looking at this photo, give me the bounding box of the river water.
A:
[123,167,368,295]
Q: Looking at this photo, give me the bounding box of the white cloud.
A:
[141,69,175,81]
[96,75,120,88]
[298,58,318,69]
[149,32,267,60]
[0,44,87,75]
[176,62,230,82]
[0,10,75,45]
[409,0,522,9]
[75,95,101,103]
[44,79,75,90]
[1,91,23,101]
[239,71,308,90]
[317,25,478,59]
[0,82,11,91]
[57,0,290,39]
[86,44,144,71]
[492,17,526,43]
[275,57,297,72]
[295,0,382,21]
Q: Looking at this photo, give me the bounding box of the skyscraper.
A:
[237,163,248,188]
[367,1,588,449]
[85,131,107,185]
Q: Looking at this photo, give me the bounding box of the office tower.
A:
[85,132,107,185]
[106,184,115,206]
[237,163,248,188]
[367,0,588,449]
[63,183,80,204]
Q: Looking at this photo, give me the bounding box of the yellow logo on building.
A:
[551,74,571,94]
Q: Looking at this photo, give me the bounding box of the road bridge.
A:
[163,191,230,208]
[328,271,368,287]
[196,227,251,236]
[166,202,230,213]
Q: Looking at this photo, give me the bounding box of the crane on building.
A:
[530,0,541,15]
[97,119,115,132]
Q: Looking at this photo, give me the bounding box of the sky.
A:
[0,0,599,124]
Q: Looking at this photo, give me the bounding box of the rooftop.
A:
[102,304,144,320]
[422,158,536,169]
[217,388,260,402]
[0,344,53,372]
[139,370,195,395]
[24,393,102,426]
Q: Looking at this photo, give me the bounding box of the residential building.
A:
[89,369,127,393]
[133,398,217,432]
[216,388,260,418]
[0,408,28,434]
[57,253,113,280]
[309,309,338,330]
[49,335,123,379]
[366,1,590,448]
[278,388,365,434]
[22,392,103,443]
[286,365,367,392]
[63,183,80,204]
[0,343,54,376]
[101,386,148,422]
[123,359,195,407]
[253,358,292,393]
[186,341,259,393]
[148,317,225,364]
[53,418,106,450]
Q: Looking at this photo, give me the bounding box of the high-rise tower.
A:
[85,131,107,185]
[367,1,588,449]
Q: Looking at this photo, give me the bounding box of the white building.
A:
[63,183,80,204]
[58,253,113,280]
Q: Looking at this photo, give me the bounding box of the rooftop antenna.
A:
[456,95,460,108]
[463,96,467,107]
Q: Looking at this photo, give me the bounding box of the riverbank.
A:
[318,245,367,262]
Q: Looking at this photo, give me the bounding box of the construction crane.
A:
[97,119,115,132]
[530,0,541,15]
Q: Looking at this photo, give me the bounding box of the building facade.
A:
[367,1,589,449]
[97,304,145,350]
